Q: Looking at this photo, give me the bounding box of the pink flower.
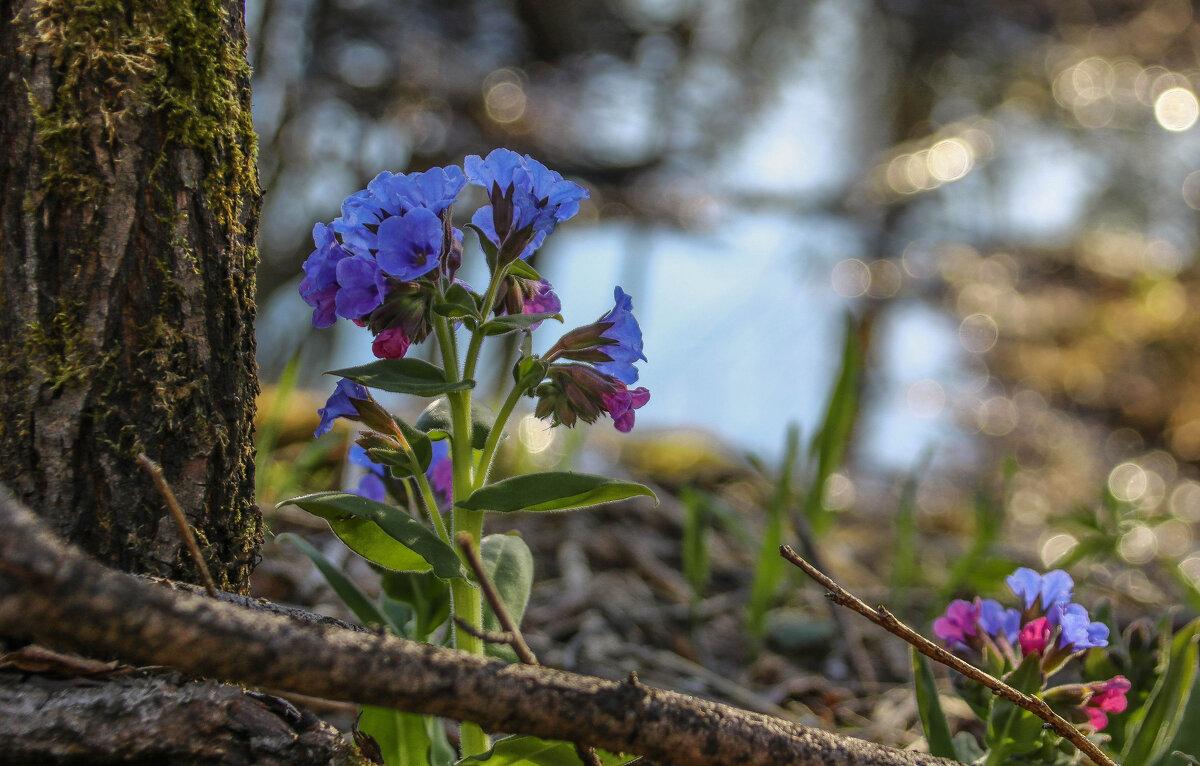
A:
[372,327,411,359]
[1019,616,1051,655]
[1083,676,1131,730]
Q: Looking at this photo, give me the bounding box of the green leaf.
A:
[458,472,658,513]
[381,570,451,642]
[952,732,985,763]
[279,492,469,580]
[478,312,563,336]
[1152,674,1200,766]
[276,533,391,629]
[912,648,958,759]
[1124,618,1200,766]
[434,282,482,320]
[747,424,800,639]
[455,735,635,765]
[984,653,1045,763]
[679,485,710,600]
[359,705,434,766]
[330,359,475,396]
[326,517,433,574]
[416,397,496,450]
[480,534,535,661]
[804,312,863,534]
[506,259,543,281]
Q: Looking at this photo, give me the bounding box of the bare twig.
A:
[456,533,538,666]
[779,544,1118,766]
[788,508,878,688]
[456,533,602,766]
[136,454,218,597]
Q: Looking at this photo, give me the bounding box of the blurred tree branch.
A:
[0,484,955,766]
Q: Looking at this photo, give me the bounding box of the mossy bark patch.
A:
[0,0,263,592]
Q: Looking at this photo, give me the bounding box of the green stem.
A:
[473,375,534,491]
[434,312,490,756]
[412,469,449,543]
[462,262,511,383]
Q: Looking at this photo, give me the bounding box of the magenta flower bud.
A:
[1019,616,1051,655]
[372,326,411,360]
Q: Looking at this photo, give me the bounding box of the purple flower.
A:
[494,277,561,330]
[602,383,650,433]
[334,255,388,319]
[977,598,1020,643]
[315,378,369,437]
[464,149,588,254]
[1049,603,1109,651]
[934,599,980,648]
[347,444,386,502]
[426,439,452,505]
[375,207,444,280]
[1006,568,1074,613]
[535,364,650,432]
[299,223,352,328]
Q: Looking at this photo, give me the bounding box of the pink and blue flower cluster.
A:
[934,567,1128,732]
[302,149,651,434]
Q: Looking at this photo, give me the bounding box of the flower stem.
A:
[412,470,449,543]
[462,262,511,383]
[434,314,491,757]
[473,375,535,491]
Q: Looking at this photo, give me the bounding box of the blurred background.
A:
[250,0,1200,651]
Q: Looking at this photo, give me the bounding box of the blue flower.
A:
[376,207,443,280]
[1006,568,1074,613]
[334,255,388,319]
[977,598,1021,643]
[347,444,386,502]
[470,206,547,260]
[593,287,648,385]
[1049,603,1109,651]
[464,148,588,240]
[299,223,352,328]
[367,166,466,217]
[335,167,466,258]
[315,378,369,437]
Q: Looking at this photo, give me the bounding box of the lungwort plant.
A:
[917,567,1199,766]
[279,149,655,764]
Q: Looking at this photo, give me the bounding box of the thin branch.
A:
[0,485,959,766]
[788,507,878,688]
[779,544,1118,766]
[456,532,538,665]
[135,454,218,597]
[456,533,602,766]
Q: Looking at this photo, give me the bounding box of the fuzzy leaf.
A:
[330,359,474,396]
[279,492,468,580]
[458,472,657,513]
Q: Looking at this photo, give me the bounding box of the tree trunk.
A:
[0,0,262,592]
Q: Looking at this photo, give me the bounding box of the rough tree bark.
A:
[0,0,261,591]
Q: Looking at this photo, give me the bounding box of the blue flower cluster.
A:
[933,567,1124,731]
[303,149,650,435]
